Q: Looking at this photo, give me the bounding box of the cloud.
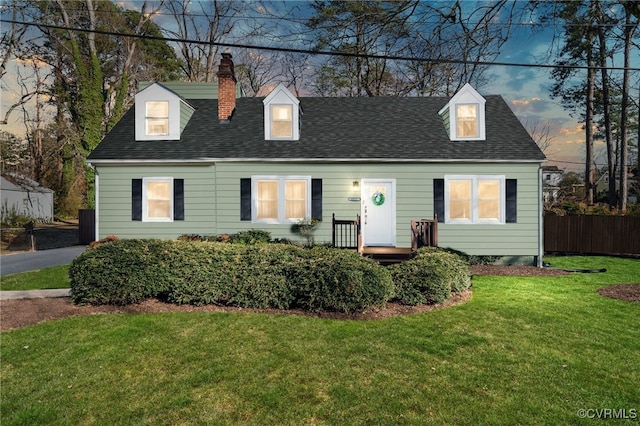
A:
[509,96,549,115]
[559,125,583,139]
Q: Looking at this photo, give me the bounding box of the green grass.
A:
[0,265,70,291]
[1,256,639,425]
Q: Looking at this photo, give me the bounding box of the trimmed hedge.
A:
[390,247,471,305]
[70,240,470,313]
[70,240,393,313]
[289,247,395,313]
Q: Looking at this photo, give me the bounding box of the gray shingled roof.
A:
[88,96,545,162]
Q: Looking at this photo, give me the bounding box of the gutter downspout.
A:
[538,166,544,267]
[94,168,99,242]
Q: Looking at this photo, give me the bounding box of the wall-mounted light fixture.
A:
[352,180,360,190]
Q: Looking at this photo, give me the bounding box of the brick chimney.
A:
[217,52,236,122]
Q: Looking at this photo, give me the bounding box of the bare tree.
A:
[164,0,244,82]
[234,50,281,97]
[525,119,556,155]
[0,1,34,126]
[0,0,28,81]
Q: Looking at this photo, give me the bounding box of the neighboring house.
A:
[595,168,637,204]
[1,173,54,222]
[542,165,563,202]
[88,53,546,265]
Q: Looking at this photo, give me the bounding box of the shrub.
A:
[88,235,119,249]
[222,244,302,309]
[436,246,499,266]
[70,239,394,313]
[289,247,395,313]
[70,239,174,305]
[390,248,471,305]
[227,229,272,244]
[177,234,204,242]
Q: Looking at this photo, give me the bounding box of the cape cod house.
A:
[87,53,546,265]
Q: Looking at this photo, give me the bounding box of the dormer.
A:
[134,83,195,141]
[438,83,486,141]
[263,83,301,141]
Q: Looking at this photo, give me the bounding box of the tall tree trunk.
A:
[585,54,596,205]
[595,1,615,208]
[619,8,634,212]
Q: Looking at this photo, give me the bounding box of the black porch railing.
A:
[332,213,360,250]
[331,213,438,252]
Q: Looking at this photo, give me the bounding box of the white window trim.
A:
[142,177,174,222]
[445,175,505,225]
[251,176,311,224]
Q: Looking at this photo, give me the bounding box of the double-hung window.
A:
[253,176,310,224]
[445,175,505,224]
[145,101,169,136]
[270,105,293,139]
[456,104,479,138]
[143,177,173,221]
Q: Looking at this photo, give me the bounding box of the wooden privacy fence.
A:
[544,215,640,255]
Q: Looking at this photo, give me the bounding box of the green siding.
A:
[96,162,542,257]
[138,81,244,99]
[179,101,195,134]
[97,165,216,239]
[440,107,450,137]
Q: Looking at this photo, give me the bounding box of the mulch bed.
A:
[597,284,640,302]
[1,265,637,331]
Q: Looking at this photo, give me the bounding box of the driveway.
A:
[0,245,87,276]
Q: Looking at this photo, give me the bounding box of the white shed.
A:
[1,173,54,222]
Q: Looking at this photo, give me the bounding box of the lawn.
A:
[0,265,70,291]
[1,256,639,425]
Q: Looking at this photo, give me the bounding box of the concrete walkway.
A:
[0,288,71,300]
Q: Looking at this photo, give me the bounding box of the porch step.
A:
[361,247,413,265]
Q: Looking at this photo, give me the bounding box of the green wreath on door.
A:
[372,191,385,206]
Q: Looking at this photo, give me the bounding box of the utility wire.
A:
[3,19,640,72]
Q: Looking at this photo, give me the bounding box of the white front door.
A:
[361,179,396,247]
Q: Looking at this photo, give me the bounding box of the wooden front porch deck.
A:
[332,213,438,264]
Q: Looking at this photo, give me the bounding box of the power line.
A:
[31,4,633,29]
[3,19,640,72]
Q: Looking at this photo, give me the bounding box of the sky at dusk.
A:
[2,1,638,174]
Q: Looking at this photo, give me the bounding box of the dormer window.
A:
[264,83,300,141]
[271,105,293,138]
[439,83,486,141]
[146,101,169,136]
[134,83,194,141]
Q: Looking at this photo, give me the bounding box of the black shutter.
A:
[506,179,517,223]
[132,179,142,221]
[240,178,251,221]
[174,179,184,221]
[311,178,322,221]
[434,179,445,223]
